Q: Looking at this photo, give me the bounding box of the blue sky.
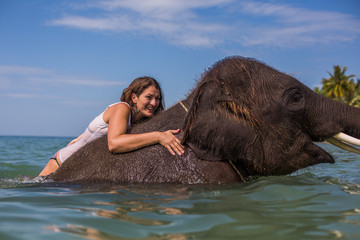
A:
[1,0,359,137]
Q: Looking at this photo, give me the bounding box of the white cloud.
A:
[56,100,108,106]
[62,78,124,86]
[48,0,360,48]
[237,1,360,47]
[48,0,232,47]
[29,76,125,87]
[93,0,232,17]
[51,17,110,31]
[5,93,60,99]
[0,65,126,99]
[0,65,125,88]
[0,65,52,75]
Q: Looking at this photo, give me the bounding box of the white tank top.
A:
[58,102,131,162]
[86,102,132,142]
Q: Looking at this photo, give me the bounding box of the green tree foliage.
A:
[316,65,358,107]
[350,79,360,108]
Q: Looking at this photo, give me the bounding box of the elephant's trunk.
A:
[306,90,360,140]
[337,104,360,139]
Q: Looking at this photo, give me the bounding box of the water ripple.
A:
[0,137,360,239]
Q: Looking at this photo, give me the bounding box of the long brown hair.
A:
[120,76,164,116]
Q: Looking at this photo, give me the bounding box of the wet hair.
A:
[120,76,164,116]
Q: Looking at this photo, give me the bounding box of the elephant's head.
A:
[182,56,360,177]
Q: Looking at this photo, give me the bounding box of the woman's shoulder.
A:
[103,102,131,123]
[108,102,130,109]
[108,102,131,114]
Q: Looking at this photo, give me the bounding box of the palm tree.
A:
[320,65,355,104]
[350,79,360,108]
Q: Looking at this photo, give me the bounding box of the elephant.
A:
[50,56,360,184]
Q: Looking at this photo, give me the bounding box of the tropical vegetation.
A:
[314,65,359,107]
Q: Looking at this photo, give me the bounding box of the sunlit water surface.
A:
[0,136,359,240]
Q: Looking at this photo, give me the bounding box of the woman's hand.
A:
[158,129,185,156]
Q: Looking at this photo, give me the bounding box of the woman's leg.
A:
[39,152,62,176]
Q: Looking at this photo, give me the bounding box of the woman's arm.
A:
[106,103,184,155]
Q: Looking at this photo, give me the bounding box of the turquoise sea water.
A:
[0,136,359,240]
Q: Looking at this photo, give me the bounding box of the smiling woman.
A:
[39,76,184,176]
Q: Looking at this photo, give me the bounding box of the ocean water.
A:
[0,136,359,240]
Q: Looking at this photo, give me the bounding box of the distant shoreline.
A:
[0,135,76,139]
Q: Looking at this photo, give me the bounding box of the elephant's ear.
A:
[182,78,258,162]
[181,70,238,144]
[181,82,220,161]
[181,80,212,145]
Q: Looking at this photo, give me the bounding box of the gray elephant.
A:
[50,56,360,184]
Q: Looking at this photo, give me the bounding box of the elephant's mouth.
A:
[327,132,360,154]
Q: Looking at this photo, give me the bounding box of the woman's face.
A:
[132,85,161,118]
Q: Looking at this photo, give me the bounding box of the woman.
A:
[39,76,184,176]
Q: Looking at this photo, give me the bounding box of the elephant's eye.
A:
[285,88,305,112]
[291,91,303,102]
